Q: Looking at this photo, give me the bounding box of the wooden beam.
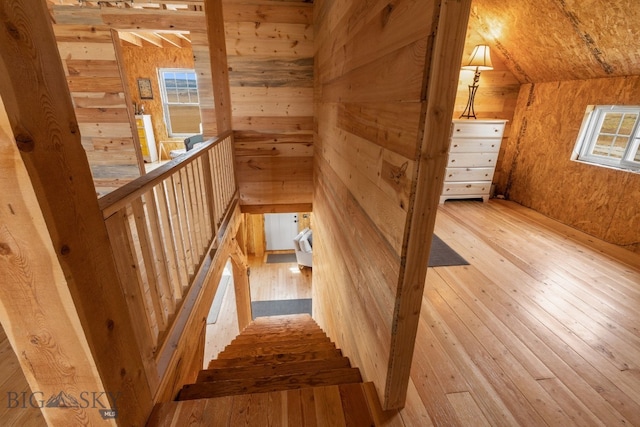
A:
[155,32,185,48]
[384,0,473,410]
[117,30,143,47]
[0,1,152,425]
[132,31,164,47]
[204,0,232,133]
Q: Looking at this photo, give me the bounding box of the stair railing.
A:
[98,130,237,392]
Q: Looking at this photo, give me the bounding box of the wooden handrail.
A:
[99,129,232,219]
[99,131,238,399]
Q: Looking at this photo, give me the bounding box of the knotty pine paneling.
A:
[55,26,142,196]
[223,0,314,211]
[497,77,640,253]
[313,0,461,410]
[51,5,219,193]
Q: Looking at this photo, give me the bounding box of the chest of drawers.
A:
[440,119,507,203]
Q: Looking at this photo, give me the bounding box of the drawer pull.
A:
[466,184,472,188]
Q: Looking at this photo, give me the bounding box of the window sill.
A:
[571,159,640,174]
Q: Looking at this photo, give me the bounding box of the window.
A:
[573,105,640,171]
[158,68,202,137]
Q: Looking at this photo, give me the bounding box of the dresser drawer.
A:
[449,138,500,153]
[452,121,505,138]
[444,167,494,182]
[441,182,491,196]
[447,152,498,168]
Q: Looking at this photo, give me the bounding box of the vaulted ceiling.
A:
[466,0,640,83]
[46,0,640,84]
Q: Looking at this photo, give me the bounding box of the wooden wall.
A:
[313,0,470,409]
[222,0,314,211]
[120,44,196,158]
[50,6,216,194]
[496,77,640,253]
[52,19,143,196]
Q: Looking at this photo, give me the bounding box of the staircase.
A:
[147,314,381,426]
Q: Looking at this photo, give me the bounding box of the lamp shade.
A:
[462,45,493,70]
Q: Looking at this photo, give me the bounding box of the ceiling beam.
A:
[155,32,185,48]
[118,30,142,46]
[133,31,164,47]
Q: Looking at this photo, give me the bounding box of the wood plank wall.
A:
[496,77,640,253]
[50,6,216,195]
[313,0,458,409]
[222,0,314,211]
[120,44,197,158]
[52,11,142,196]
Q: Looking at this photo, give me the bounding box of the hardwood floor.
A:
[163,199,640,425]
[248,253,312,302]
[204,200,640,425]
[402,200,640,426]
[204,253,312,364]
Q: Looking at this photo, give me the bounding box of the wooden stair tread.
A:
[207,349,344,369]
[240,323,323,336]
[147,382,377,426]
[197,357,353,382]
[222,336,332,354]
[217,340,338,359]
[229,330,328,345]
[177,367,364,400]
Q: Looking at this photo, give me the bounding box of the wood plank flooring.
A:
[205,199,640,425]
[3,199,632,426]
[403,200,640,426]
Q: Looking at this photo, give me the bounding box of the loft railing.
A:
[98,130,237,392]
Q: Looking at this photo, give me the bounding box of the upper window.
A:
[158,68,202,137]
[573,105,640,172]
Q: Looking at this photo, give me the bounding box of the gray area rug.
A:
[266,253,298,264]
[429,235,469,267]
[252,298,312,320]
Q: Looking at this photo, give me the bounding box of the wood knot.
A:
[382,3,395,26]
[390,161,408,184]
[0,242,11,256]
[60,245,71,256]
[106,319,115,331]
[15,134,34,152]
[5,22,20,40]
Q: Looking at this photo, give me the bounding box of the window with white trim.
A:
[158,68,202,137]
[573,105,640,172]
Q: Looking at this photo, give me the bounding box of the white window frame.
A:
[157,68,201,137]
[573,105,640,172]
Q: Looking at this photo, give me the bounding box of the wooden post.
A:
[384,0,473,409]
[0,1,152,425]
[229,240,253,332]
[204,0,233,133]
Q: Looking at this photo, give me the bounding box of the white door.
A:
[264,213,299,250]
